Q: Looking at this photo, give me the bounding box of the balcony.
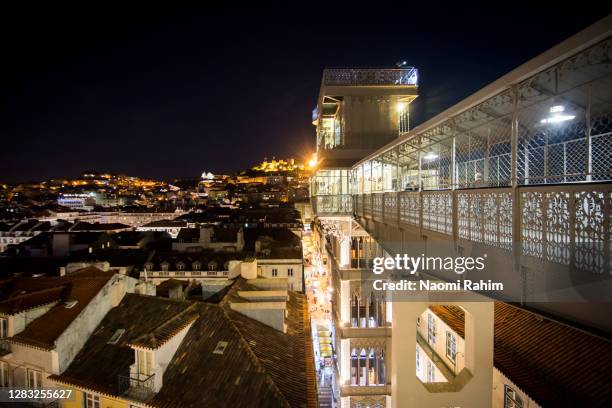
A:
[354,183,611,275]
[338,322,391,340]
[118,373,155,401]
[323,68,418,87]
[312,195,353,216]
[340,384,390,397]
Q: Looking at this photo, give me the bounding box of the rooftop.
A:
[7,268,115,349]
[52,278,317,407]
[494,302,612,408]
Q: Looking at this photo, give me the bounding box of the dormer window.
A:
[161,262,170,272]
[208,261,217,271]
[177,262,185,271]
[144,262,154,271]
[192,261,201,271]
[137,349,153,378]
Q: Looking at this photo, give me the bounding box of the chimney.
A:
[236,227,245,252]
[240,259,257,279]
[230,297,288,333]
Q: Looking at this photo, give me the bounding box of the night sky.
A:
[1,12,610,183]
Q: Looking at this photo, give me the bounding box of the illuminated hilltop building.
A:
[252,157,306,173]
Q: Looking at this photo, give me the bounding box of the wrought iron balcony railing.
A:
[118,373,155,400]
[312,195,353,216]
[353,182,611,276]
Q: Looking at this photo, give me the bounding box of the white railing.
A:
[354,183,611,274]
[323,68,418,86]
[312,195,353,215]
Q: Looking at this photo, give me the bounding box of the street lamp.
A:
[308,153,319,169]
[422,152,439,161]
[540,105,575,124]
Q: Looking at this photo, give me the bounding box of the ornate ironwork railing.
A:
[312,195,353,215]
[118,373,155,400]
[354,183,611,274]
[323,68,418,86]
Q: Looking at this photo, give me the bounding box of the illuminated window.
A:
[427,314,436,345]
[0,362,9,387]
[427,360,435,382]
[27,368,42,388]
[504,385,524,408]
[446,332,457,363]
[85,392,100,408]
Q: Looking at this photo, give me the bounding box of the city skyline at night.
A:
[1,12,611,408]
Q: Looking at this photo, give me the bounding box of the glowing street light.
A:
[540,105,575,124]
[308,153,319,169]
[422,152,439,161]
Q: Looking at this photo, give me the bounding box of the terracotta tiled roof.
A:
[50,294,193,396]
[128,303,200,349]
[0,285,66,315]
[150,305,290,408]
[10,271,114,349]
[53,279,317,407]
[429,305,465,338]
[494,302,612,407]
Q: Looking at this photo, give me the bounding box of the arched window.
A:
[359,349,367,386]
[350,349,358,385]
[351,294,359,327]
